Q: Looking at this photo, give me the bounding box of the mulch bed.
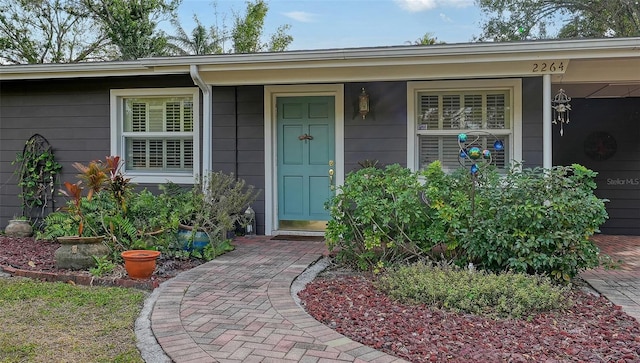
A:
[0,236,203,289]
[299,270,640,362]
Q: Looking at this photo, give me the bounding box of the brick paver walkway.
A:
[150,234,639,362]
[151,237,407,363]
[581,235,640,321]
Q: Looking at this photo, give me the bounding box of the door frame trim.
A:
[264,84,344,236]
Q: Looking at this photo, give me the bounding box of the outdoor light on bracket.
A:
[552,89,572,136]
[358,88,370,120]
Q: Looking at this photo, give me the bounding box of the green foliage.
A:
[41,166,250,265]
[89,255,116,277]
[81,0,179,60]
[376,261,570,319]
[231,0,292,53]
[328,161,607,282]
[325,164,441,270]
[12,135,62,219]
[426,162,608,281]
[476,0,640,41]
[0,0,110,64]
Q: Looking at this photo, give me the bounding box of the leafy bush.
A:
[328,160,607,281]
[376,261,570,319]
[325,164,442,270]
[425,162,608,281]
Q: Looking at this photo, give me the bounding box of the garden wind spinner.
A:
[457,132,504,175]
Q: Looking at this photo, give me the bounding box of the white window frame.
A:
[110,87,200,184]
[407,79,522,172]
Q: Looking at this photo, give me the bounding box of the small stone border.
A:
[1,265,160,290]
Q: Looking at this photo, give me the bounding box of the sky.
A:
[174,0,483,50]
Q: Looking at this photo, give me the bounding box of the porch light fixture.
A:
[358,88,370,119]
[552,89,572,136]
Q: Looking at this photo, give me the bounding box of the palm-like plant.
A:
[166,15,224,55]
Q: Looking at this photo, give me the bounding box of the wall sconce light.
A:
[552,89,571,136]
[358,88,370,119]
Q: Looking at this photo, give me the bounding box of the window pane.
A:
[149,140,163,168]
[463,94,483,129]
[165,102,181,132]
[128,139,147,168]
[442,95,462,129]
[183,101,194,132]
[487,93,507,129]
[418,95,439,130]
[125,102,147,132]
[419,135,460,171]
[183,140,194,168]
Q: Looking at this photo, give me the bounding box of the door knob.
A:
[329,168,334,183]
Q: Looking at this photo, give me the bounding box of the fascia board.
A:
[0,62,157,80]
[140,37,640,68]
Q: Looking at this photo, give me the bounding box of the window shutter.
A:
[442,95,462,129]
[149,140,163,168]
[130,139,146,168]
[486,94,506,129]
[130,102,147,132]
[165,140,181,168]
[418,95,439,130]
[463,94,483,129]
[148,100,164,132]
[183,140,194,168]
[183,101,194,132]
[165,102,181,132]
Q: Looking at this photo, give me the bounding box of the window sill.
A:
[126,173,195,185]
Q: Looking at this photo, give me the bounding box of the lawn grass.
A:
[0,278,147,362]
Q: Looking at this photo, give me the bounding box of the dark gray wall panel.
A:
[553,97,640,235]
[521,77,544,168]
[211,86,266,234]
[344,82,407,173]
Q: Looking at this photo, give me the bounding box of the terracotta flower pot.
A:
[121,250,161,279]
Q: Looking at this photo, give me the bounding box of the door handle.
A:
[329,168,334,183]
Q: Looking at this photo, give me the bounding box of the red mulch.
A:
[0,236,204,288]
[299,273,640,363]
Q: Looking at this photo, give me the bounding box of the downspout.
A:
[542,74,552,170]
[190,64,212,177]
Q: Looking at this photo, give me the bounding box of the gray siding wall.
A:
[211,86,266,235]
[553,98,640,235]
[521,77,544,168]
[344,82,407,172]
[0,75,195,227]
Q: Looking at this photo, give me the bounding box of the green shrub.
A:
[424,162,608,282]
[376,262,570,319]
[325,164,443,270]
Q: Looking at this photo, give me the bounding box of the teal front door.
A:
[277,96,335,230]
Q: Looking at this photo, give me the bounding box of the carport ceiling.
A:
[554,83,640,98]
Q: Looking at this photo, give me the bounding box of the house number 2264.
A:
[532,62,565,73]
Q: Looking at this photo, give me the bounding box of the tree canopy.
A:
[0,0,293,64]
[476,0,640,41]
[0,0,110,64]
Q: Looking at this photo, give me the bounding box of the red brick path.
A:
[151,237,407,363]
